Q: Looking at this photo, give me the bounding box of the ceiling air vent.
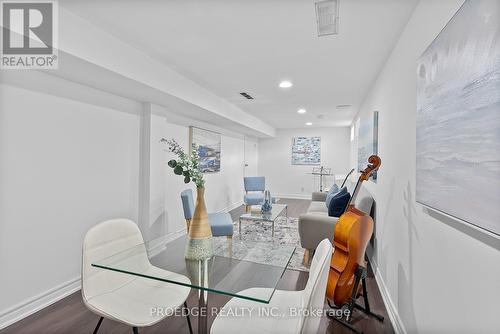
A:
[315,0,339,36]
[336,104,351,109]
[240,92,254,100]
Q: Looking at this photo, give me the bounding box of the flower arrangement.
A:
[160,138,205,188]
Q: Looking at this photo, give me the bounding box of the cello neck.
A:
[343,155,381,213]
[344,178,361,213]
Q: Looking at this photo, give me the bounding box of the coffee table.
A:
[238,203,288,238]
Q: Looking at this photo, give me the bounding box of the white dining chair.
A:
[210,238,333,334]
[82,218,193,334]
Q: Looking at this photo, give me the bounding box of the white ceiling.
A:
[62,0,417,129]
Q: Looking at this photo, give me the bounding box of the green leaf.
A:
[174,165,184,175]
[167,159,177,168]
[184,176,191,184]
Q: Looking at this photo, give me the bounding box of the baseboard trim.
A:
[0,276,81,330]
[274,193,311,200]
[368,256,407,334]
[147,228,186,256]
[217,200,244,213]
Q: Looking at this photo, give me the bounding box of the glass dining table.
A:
[92,234,296,334]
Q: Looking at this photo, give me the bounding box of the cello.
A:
[326,155,381,307]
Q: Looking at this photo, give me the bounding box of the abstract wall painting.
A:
[190,127,221,173]
[357,111,379,181]
[416,0,500,235]
[291,137,321,165]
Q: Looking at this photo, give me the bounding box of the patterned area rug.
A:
[232,216,309,272]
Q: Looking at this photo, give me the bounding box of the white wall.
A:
[142,111,169,241]
[244,137,259,177]
[0,83,141,325]
[353,0,500,333]
[258,127,350,198]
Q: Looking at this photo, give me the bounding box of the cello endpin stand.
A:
[326,266,384,334]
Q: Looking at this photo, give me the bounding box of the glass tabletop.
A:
[240,203,287,222]
[92,234,295,304]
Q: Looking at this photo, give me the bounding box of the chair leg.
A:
[183,301,193,334]
[93,317,104,334]
[303,249,311,265]
[133,327,139,334]
[245,205,250,213]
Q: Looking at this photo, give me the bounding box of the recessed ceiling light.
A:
[279,80,293,88]
[297,109,306,114]
[306,122,312,126]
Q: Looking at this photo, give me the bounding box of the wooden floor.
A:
[1,198,394,334]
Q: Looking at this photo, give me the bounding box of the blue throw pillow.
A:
[327,183,339,196]
[324,184,340,208]
[328,191,351,217]
[325,185,345,208]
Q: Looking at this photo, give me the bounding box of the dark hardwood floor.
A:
[1,198,394,334]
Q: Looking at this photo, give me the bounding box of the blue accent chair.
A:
[243,176,277,212]
[180,189,234,239]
